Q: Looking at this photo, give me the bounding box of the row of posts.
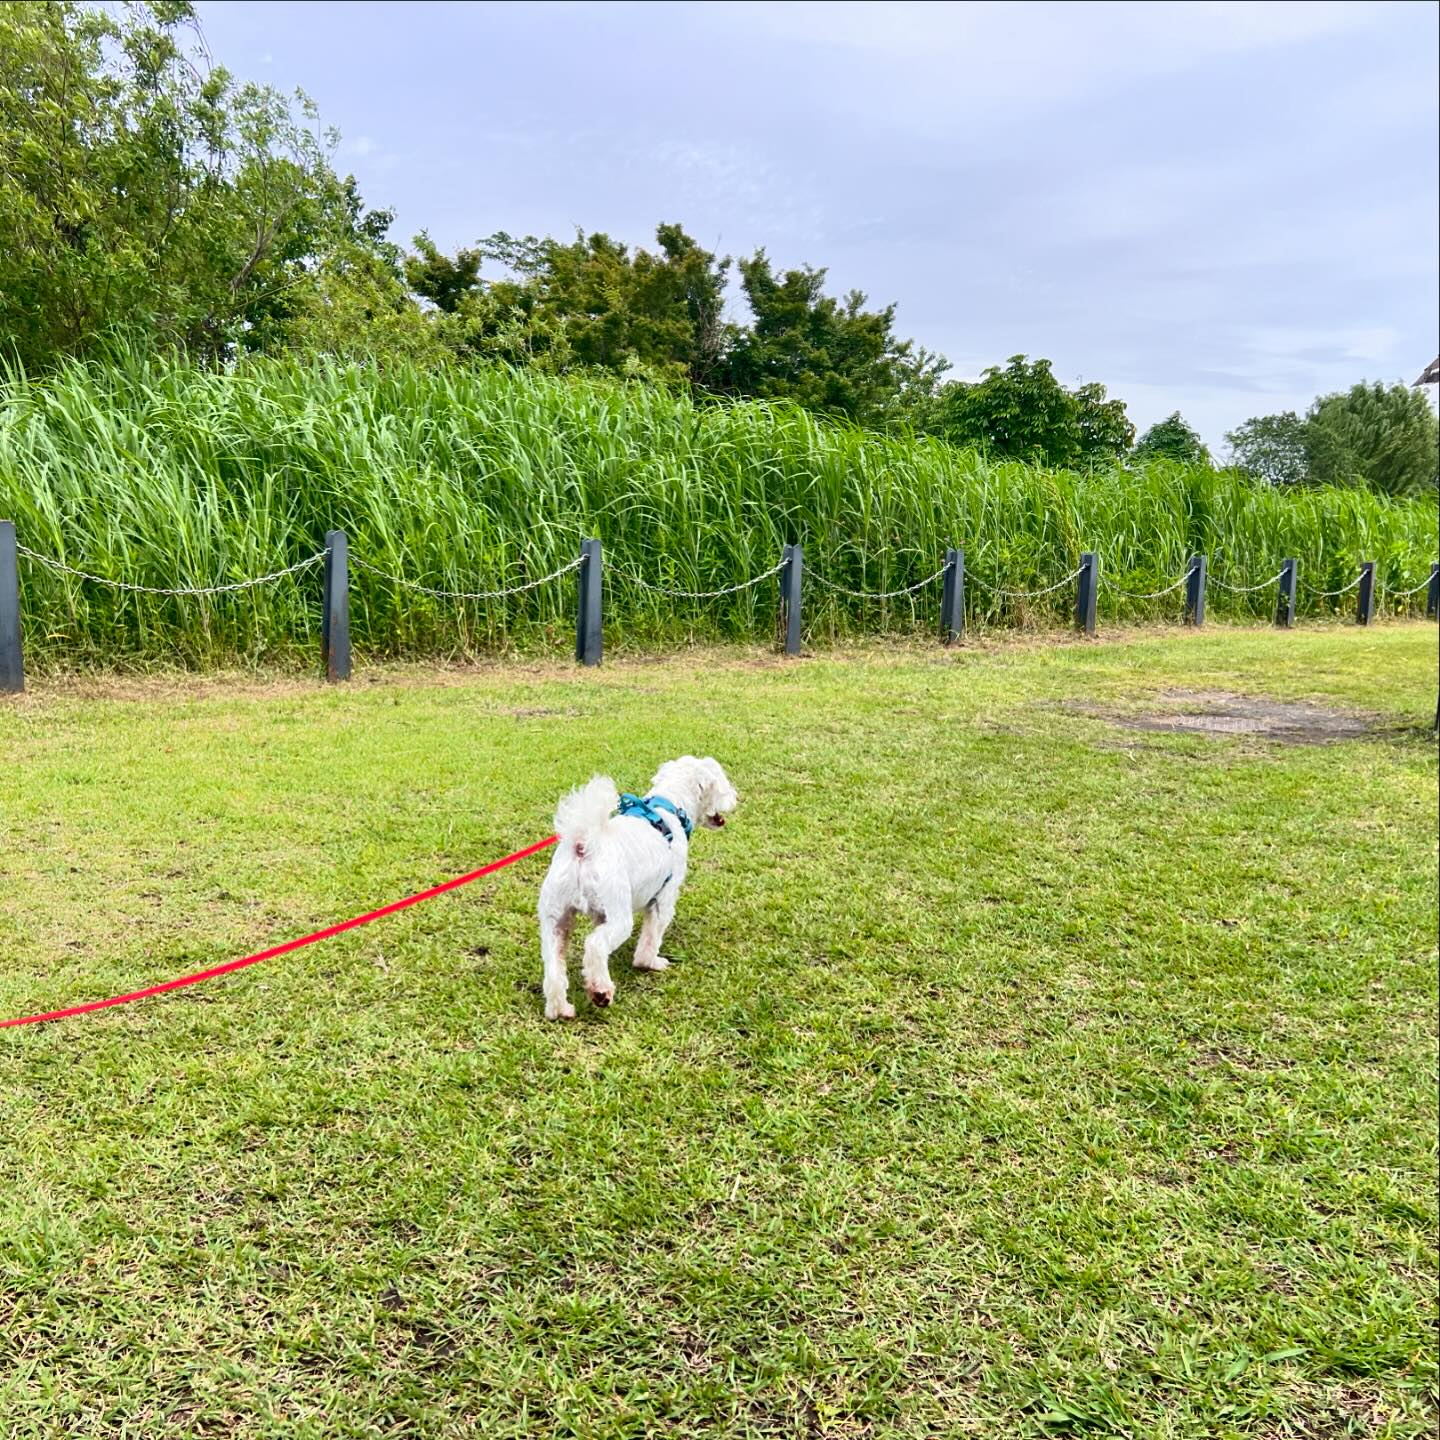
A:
[1,521,1437,692]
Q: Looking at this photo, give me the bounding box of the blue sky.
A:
[196,0,1439,449]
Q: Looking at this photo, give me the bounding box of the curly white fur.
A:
[536,756,738,1019]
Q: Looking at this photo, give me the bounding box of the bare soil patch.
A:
[1070,688,1384,744]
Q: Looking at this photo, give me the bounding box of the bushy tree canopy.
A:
[720,252,943,422]
[0,0,396,369]
[1134,412,1210,467]
[925,356,1133,467]
[1305,381,1438,497]
[1226,386,1438,495]
[1225,412,1309,487]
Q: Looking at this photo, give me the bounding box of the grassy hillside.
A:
[1,353,1434,666]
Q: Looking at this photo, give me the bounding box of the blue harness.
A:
[615,793,691,906]
[614,793,693,843]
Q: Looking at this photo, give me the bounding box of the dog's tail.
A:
[554,775,619,861]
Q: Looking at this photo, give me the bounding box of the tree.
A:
[404,232,482,314]
[420,224,730,385]
[535,223,732,386]
[926,356,1133,466]
[0,0,382,370]
[1074,381,1136,459]
[281,240,446,366]
[1304,381,1438,497]
[1225,411,1309,486]
[720,251,931,423]
[1134,412,1210,466]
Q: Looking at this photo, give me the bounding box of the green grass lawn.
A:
[1,626,1436,1439]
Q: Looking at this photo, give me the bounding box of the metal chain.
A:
[1208,569,1288,594]
[1299,572,1362,599]
[1105,564,1197,600]
[624,559,785,599]
[809,563,949,599]
[16,543,327,596]
[351,552,583,600]
[967,564,1086,600]
[1385,576,1435,598]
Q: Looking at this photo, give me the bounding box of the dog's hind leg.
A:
[540,909,577,1021]
[582,904,632,1009]
[633,890,678,972]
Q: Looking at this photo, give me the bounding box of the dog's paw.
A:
[586,983,615,1008]
[632,954,670,971]
[545,1000,577,1021]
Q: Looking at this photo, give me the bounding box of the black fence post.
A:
[940,547,965,646]
[1356,561,1375,625]
[321,530,351,682]
[1075,552,1098,636]
[1427,562,1439,619]
[1275,559,1297,628]
[575,537,602,667]
[1184,554,1207,627]
[0,520,22,694]
[781,543,803,656]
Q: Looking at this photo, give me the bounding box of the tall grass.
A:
[1,352,1434,666]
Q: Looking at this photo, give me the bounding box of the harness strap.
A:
[614,792,691,907]
[615,793,692,843]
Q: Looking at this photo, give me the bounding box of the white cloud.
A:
[718,0,1388,135]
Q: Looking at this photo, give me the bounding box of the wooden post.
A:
[1075,552,1098,636]
[0,521,22,694]
[781,543,803,656]
[1275,559,1297,628]
[1426,562,1439,619]
[1184,554,1207,627]
[940,547,965,646]
[575,537,602,667]
[321,530,351,682]
[1356,561,1375,625]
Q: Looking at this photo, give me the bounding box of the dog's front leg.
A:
[582,907,632,1008]
[633,891,677,971]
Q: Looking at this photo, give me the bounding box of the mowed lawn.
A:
[0,627,1436,1440]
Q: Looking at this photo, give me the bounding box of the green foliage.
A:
[1225,411,1310,487]
[927,356,1133,466]
[422,224,730,386]
[2,354,1433,667]
[0,0,378,370]
[542,223,731,386]
[1304,380,1439,497]
[280,241,448,367]
[403,232,482,314]
[721,251,942,423]
[398,229,944,423]
[1134,411,1210,466]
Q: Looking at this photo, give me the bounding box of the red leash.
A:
[1,835,557,1030]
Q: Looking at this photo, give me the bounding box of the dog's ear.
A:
[699,757,737,810]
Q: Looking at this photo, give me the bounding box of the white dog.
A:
[537,756,738,1019]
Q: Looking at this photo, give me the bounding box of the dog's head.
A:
[651,755,738,832]
[693,756,738,830]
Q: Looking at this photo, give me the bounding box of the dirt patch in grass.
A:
[1070,688,1386,744]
